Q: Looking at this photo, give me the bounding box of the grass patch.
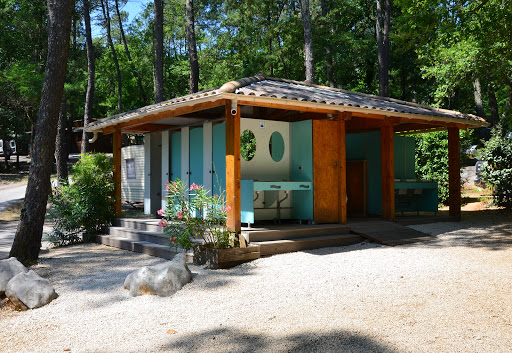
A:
[0,200,23,222]
[0,172,29,186]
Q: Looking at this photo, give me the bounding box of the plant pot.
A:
[193,244,260,269]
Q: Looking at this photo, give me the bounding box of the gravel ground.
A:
[1,212,512,353]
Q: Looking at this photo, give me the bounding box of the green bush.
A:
[414,130,472,205]
[481,129,512,207]
[47,153,115,246]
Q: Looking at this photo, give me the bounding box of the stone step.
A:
[251,233,364,256]
[107,226,170,246]
[96,234,193,262]
[243,224,351,242]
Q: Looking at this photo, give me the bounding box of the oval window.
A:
[269,131,285,162]
[241,130,256,161]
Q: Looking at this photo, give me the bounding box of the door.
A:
[313,120,339,223]
[347,160,367,216]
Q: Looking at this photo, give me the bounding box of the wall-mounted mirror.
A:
[269,131,285,162]
[241,129,256,161]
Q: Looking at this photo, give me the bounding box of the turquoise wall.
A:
[346,132,415,215]
[170,131,181,182]
[189,127,203,187]
[212,123,226,196]
[291,120,313,220]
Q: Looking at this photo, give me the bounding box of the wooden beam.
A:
[122,123,175,133]
[113,129,122,217]
[380,123,395,221]
[102,99,228,134]
[339,119,347,224]
[448,127,461,220]
[225,103,241,234]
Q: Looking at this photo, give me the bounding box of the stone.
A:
[124,253,192,297]
[0,257,29,295]
[5,270,58,310]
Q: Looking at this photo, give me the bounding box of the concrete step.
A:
[107,226,170,246]
[96,234,193,262]
[251,233,364,256]
[114,218,164,233]
[244,224,351,242]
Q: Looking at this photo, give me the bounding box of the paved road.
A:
[0,182,27,214]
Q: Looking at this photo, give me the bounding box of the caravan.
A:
[0,140,16,157]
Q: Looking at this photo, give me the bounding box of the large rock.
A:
[5,270,58,310]
[0,257,29,295]
[124,253,192,297]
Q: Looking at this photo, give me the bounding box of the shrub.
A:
[46,153,115,246]
[414,130,472,205]
[159,179,235,250]
[481,129,512,207]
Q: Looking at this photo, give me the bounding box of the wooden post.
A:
[113,129,122,217]
[448,127,461,220]
[380,122,395,221]
[338,119,347,224]
[225,103,241,233]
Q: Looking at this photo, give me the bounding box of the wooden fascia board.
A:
[121,123,176,133]
[225,93,486,128]
[94,97,228,134]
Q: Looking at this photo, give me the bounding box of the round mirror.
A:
[241,129,256,161]
[269,131,285,162]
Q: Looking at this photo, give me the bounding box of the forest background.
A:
[1,0,511,154]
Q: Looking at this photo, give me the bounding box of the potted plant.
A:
[158,179,259,269]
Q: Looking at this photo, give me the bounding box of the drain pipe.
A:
[89,131,98,144]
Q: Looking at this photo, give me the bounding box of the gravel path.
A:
[1,212,512,353]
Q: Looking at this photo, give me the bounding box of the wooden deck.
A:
[347,220,436,246]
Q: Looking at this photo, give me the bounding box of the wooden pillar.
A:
[113,129,122,217]
[225,103,241,232]
[380,122,395,221]
[338,119,347,224]
[448,127,461,220]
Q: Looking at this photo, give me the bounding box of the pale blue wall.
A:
[189,127,203,187]
[346,132,415,215]
[291,120,313,220]
[212,123,226,196]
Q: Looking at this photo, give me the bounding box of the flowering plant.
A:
[158,179,235,250]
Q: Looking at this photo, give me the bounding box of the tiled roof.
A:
[87,74,487,132]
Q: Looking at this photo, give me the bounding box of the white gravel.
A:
[1,214,512,353]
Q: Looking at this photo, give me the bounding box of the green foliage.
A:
[415,130,472,205]
[47,153,115,246]
[240,129,256,161]
[481,129,512,207]
[160,179,235,250]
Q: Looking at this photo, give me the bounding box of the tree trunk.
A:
[10,0,73,265]
[473,76,486,119]
[320,0,334,87]
[81,0,95,154]
[55,97,68,183]
[299,0,315,84]
[376,0,390,97]
[487,75,500,126]
[154,0,164,102]
[114,0,147,103]
[101,0,123,113]
[186,0,199,94]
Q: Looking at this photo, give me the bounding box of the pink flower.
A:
[157,208,164,216]
[158,219,167,228]
[190,183,200,190]
[177,209,186,219]
[225,205,231,212]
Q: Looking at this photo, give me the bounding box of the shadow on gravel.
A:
[160,327,400,353]
[408,209,512,251]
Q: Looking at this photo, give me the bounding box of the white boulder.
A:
[0,257,29,295]
[5,270,58,310]
[124,253,192,297]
